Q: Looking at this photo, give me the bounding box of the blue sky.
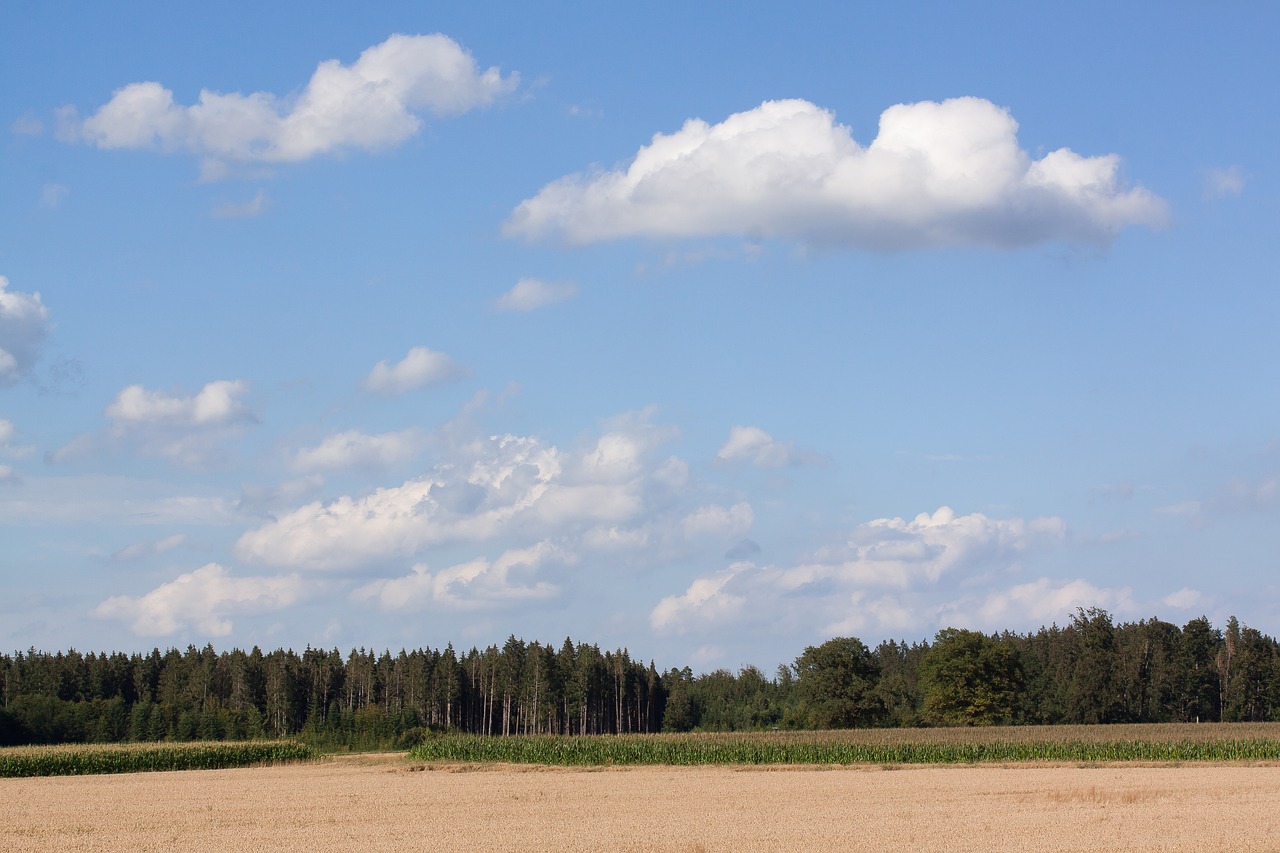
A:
[2,2,1277,670]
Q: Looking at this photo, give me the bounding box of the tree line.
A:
[2,609,1278,747]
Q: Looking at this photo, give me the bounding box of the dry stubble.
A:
[4,754,1280,852]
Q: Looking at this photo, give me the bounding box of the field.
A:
[5,727,1280,850]
[409,723,1280,765]
[5,753,1280,851]
[0,740,315,777]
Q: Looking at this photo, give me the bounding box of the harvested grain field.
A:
[4,754,1280,852]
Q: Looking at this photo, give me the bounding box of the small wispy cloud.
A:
[10,114,44,137]
[494,278,578,312]
[40,183,70,210]
[1203,165,1246,200]
[212,189,269,218]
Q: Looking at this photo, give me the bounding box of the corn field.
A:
[408,723,1280,766]
[0,740,315,777]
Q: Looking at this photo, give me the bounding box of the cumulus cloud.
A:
[292,428,425,471]
[651,564,749,632]
[106,379,251,427]
[782,506,1066,590]
[0,418,35,459]
[47,380,257,468]
[94,563,307,636]
[506,97,1167,250]
[716,425,819,468]
[1203,165,1246,200]
[967,578,1136,627]
[68,34,518,176]
[650,506,1071,638]
[352,541,564,610]
[494,278,579,312]
[363,346,467,395]
[237,411,689,572]
[1162,587,1203,610]
[0,276,51,386]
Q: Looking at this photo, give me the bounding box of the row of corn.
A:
[0,740,315,777]
[408,733,1280,766]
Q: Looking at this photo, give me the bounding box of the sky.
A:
[2,2,1278,671]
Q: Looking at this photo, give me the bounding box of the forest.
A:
[2,609,1278,748]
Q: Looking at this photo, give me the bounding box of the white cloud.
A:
[651,563,750,632]
[1162,587,1203,610]
[494,278,578,312]
[10,114,44,136]
[70,34,518,175]
[0,474,237,526]
[650,506,1071,638]
[716,425,818,468]
[968,577,1137,627]
[680,502,754,538]
[237,410,690,572]
[212,189,269,218]
[1203,165,1246,200]
[106,379,251,427]
[363,346,467,395]
[0,276,51,386]
[292,428,425,471]
[782,506,1066,590]
[0,418,35,459]
[506,97,1167,250]
[95,563,307,636]
[352,541,564,611]
[238,474,326,517]
[113,533,189,561]
[47,380,258,468]
[40,183,70,209]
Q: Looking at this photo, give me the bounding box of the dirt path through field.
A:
[5,755,1280,852]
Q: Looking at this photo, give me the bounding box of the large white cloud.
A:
[0,276,51,386]
[363,347,467,395]
[650,506,1073,638]
[506,97,1167,250]
[71,34,517,175]
[783,506,1066,590]
[239,409,721,573]
[94,563,307,636]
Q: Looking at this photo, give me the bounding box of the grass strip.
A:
[409,732,1280,767]
[0,740,315,778]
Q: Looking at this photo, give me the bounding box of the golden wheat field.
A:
[4,753,1280,852]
